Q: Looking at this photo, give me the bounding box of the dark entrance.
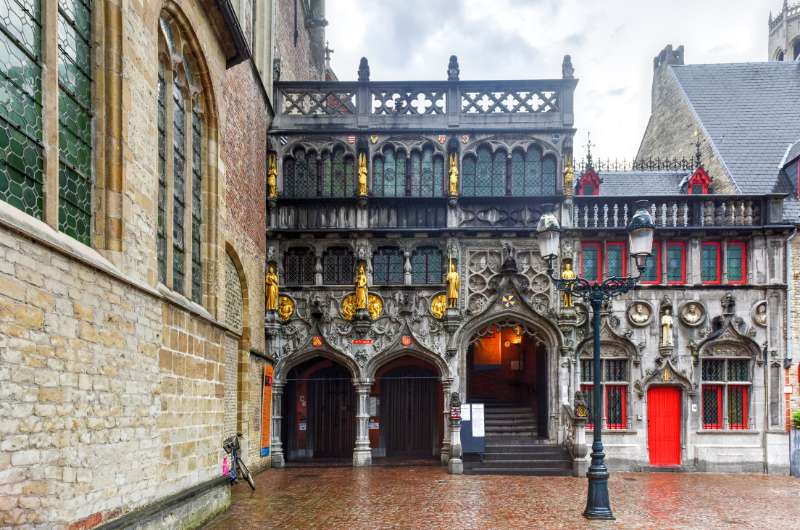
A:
[283,357,355,461]
[467,324,548,438]
[374,357,441,459]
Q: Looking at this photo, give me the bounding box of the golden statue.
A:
[355,262,368,310]
[448,152,459,196]
[447,260,459,308]
[563,156,574,197]
[341,292,382,320]
[278,295,295,321]
[267,153,278,199]
[430,294,447,319]
[561,260,575,308]
[367,294,383,320]
[265,264,279,312]
[357,152,368,197]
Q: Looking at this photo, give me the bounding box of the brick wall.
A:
[274,0,324,81]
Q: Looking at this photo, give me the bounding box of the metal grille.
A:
[727,385,747,429]
[606,385,626,429]
[702,385,721,428]
[604,359,627,382]
[157,62,167,283]
[580,359,593,382]
[701,359,724,381]
[57,0,92,244]
[411,246,443,284]
[727,359,749,382]
[322,247,353,285]
[0,0,44,220]
[284,248,315,285]
[373,247,404,285]
[190,101,202,303]
[172,79,185,292]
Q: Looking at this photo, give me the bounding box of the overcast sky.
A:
[326,0,772,161]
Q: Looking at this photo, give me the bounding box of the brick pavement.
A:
[204,466,800,529]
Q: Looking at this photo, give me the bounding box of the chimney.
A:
[653,44,685,71]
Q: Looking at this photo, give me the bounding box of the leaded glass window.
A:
[0,0,44,220]
[285,146,354,197]
[641,242,660,283]
[726,242,745,284]
[377,147,400,196]
[581,243,600,282]
[374,145,443,198]
[701,358,750,430]
[701,242,719,283]
[580,358,628,430]
[285,247,315,285]
[666,242,685,284]
[491,149,506,196]
[372,247,404,285]
[322,247,353,285]
[509,146,553,196]
[606,243,624,278]
[411,246,443,284]
[157,15,208,302]
[57,0,92,244]
[542,156,556,194]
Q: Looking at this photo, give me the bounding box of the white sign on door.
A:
[472,403,485,437]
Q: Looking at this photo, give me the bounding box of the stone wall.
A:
[274,0,325,81]
[636,60,736,194]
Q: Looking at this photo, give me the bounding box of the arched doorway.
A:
[467,322,548,439]
[282,357,356,462]
[372,356,441,460]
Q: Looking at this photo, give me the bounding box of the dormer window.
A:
[576,168,600,196]
[686,166,711,195]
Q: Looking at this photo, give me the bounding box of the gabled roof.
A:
[592,170,689,196]
[670,62,800,195]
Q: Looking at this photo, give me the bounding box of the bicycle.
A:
[223,433,256,490]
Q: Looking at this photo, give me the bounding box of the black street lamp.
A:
[536,200,655,520]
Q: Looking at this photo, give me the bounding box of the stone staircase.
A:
[464,403,572,476]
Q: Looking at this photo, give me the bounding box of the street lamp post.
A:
[536,200,655,520]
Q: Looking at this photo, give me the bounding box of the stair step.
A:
[479,458,571,467]
[465,467,573,476]
[484,407,534,414]
[484,451,567,460]
[485,419,537,426]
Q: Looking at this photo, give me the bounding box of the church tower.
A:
[769,1,800,60]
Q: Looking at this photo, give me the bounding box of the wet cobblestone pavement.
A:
[204,466,800,529]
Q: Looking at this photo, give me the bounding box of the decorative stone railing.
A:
[272,78,576,131]
[271,200,447,231]
[573,195,786,229]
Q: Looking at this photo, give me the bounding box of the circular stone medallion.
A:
[751,301,767,327]
[679,301,706,327]
[626,301,653,327]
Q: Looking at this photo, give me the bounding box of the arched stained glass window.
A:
[433,155,444,195]
[285,247,315,285]
[412,246,443,284]
[526,147,544,194]
[461,156,476,196]
[373,247,404,284]
[157,14,209,304]
[475,147,492,196]
[323,246,353,284]
[462,146,508,197]
[284,146,354,197]
[542,155,556,195]
[508,145,555,196]
[491,149,507,196]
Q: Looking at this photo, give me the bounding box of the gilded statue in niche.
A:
[560,260,575,308]
[341,293,383,320]
[357,152,368,197]
[448,152,459,196]
[278,295,295,322]
[267,153,278,199]
[430,293,447,319]
[265,264,279,312]
[563,156,575,197]
[447,260,460,308]
[355,262,368,310]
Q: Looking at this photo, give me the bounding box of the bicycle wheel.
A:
[237,458,256,490]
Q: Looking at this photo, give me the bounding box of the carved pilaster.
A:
[353,381,372,467]
[270,383,285,468]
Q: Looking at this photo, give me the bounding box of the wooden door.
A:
[382,367,438,457]
[647,386,681,466]
[308,366,355,458]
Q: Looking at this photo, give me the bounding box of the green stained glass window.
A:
[330,148,345,196]
[373,247,404,284]
[641,246,659,282]
[581,245,599,282]
[343,155,354,196]
[510,150,525,196]
[461,155,475,196]
[666,242,684,283]
[57,0,92,244]
[726,244,744,283]
[378,147,399,197]
[321,151,331,195]
[409,150,420,196]
[419,147,433,196]
[542,156,556,194]
[701,243,719,283]
[474,147,492,196]
[172,79,185,292]
[396,151,406,195]
[510,146,547,196]
[191,101,202,303]
[491,150,506,196]
[432,154,443,197]
[0,0,44,219]
[411,246,443,284]
[372,156,384,196]
[526,147,543,194]
[157,63,167,283]
[606,244,624,278]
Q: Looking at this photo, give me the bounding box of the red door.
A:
[647,386,681,466]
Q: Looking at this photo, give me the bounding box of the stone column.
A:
[271,382,285,468]
[572,416,589,477]
[447,417,463,474]
[440,380,451,464]
[353,380,372,467]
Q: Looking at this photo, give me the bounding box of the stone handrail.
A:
[272,78,577,131]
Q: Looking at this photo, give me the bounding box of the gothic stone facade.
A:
[264,57,792,475]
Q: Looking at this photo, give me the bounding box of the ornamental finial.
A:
[584,132,594,170]
[693,131,702,168]
[358,57,370,82]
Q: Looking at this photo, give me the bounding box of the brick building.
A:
[0,0,326,528]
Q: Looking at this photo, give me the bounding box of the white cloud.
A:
[327,0,769,161]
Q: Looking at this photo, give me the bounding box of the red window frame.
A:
[640,240,661,285]
[605,242,627,279]
[665,241,687,285]
[728,385,749,430]
[725,241,747,285]
[686,166,711,195]
[605,384,627,430]
[580,242,602,284]
[701,241,721,285]
[702,385,723,430]
[577,168,600,196]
